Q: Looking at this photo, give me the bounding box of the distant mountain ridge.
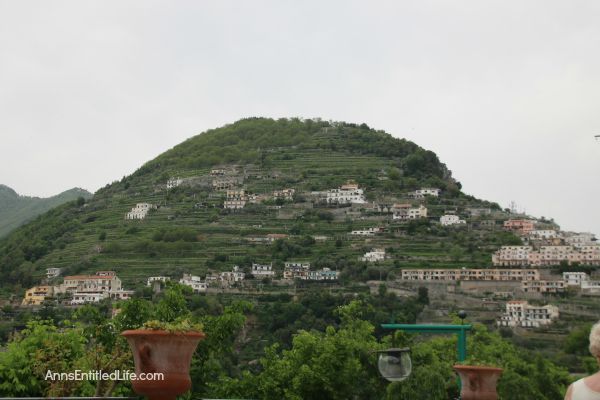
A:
[0,185,92,237]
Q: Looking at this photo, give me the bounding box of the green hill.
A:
[0,185,92,238]
[0,117,511,293]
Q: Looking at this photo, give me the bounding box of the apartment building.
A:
[400,268,540,282]
[325,182,366,205]
[521,280,566,293]
[491,246,533,266]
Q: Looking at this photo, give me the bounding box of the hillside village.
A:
[19,164,600,332]
[0,118,597,399]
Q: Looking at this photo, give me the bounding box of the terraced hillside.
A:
[0,118,515,294]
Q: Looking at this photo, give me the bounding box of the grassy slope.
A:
[0,118,510,292]
[0,186,92,238]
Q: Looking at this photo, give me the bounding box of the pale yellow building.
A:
[22,285,54,306]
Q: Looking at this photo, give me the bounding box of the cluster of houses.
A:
[143,262,339,294]
[22,270,133,306]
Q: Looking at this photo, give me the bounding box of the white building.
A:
[325,183,366,205]
[350,227,383,236]
[563,272,590,286]
[251,263,275,277]
[71,291,109,305]
[166,177,183,189]
[147,276,170,287]
[497,301,559,328]
[565,233,597,247]
[412,188,441,198]
[179,274,207,293]
[46,267,62,280]
[440,215,466,226]
[361,249,386,262]
[126,203,153,220]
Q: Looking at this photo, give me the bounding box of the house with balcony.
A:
[497,301,559,328]
[325,182,366,205]
[22,286,54,306]
[147,276,171,286]
[220,266,245,284]
[179,274,208,293]
[393,205,427,220]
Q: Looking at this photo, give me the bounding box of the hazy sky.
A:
[1,1,599,235]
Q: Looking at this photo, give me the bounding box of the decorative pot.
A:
[122,329,205,400]
[453,364,503,400]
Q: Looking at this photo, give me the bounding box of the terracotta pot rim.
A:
[453,364,503,372]
[121,329,206,338]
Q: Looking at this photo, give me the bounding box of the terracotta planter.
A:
[122,329,205,400]
[453,364,503,400]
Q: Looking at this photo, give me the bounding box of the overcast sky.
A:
[1,1,599,235]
